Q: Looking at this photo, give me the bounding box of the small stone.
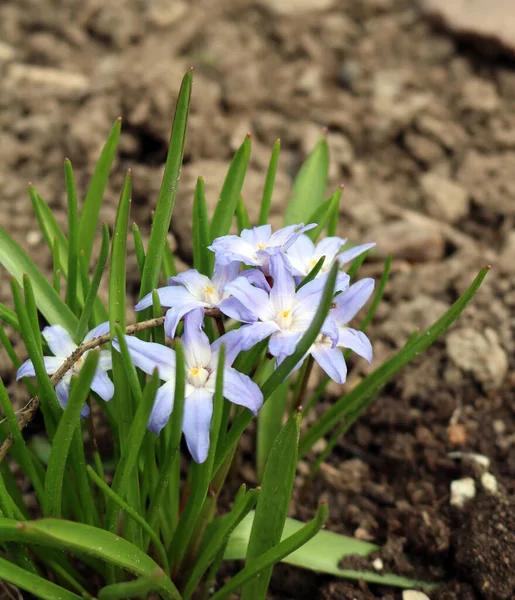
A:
[421,172,469,223]
[0,41,15,63]
[446,328,508,390]
[421,0,515,58]
[402,592,430,600]
[404,131,445,165]
[448,452,491,469]
[493,420,506,436]
[259,0,335,15]
[372,558,384,571]
[461,78,500,113]
[26,230,42,247]
[450,477,476,508]
[354,526,374,541]
[481,472,498,494]
[366,218,445,262]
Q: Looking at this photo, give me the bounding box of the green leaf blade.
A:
[284,136,329,226]
[139,69,193,301]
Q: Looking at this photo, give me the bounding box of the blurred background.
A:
[1,1,515,597]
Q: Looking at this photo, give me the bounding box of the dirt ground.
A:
[1,0,515,598]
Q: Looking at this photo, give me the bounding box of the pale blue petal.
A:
[223,277,274,322]
[320,317,339,347]
[337,243,376,266]
[316,236,346,261]
[208,235,259,266]
[269,252,295,313]
[135,286,198,311]
[169,269,213,298]
[55,380,70,410]
[182,309,211,368]
[268,223,317,250]
[223,367,263,415]
[83,322,110,344]
[90,370,114,401]
[338,327,373,363]
[212,257,240,293]
[237,321,279,352]
[269,330,301,358]
[237,268,271,292]
[296,272,349,312]
[99,350,112,371]
[218,297,258,323]
[332,278,375,325]
[285,234,317,276]
[311,345,347,384]
[164,303,201,339]
[42,325,76,357]
[17,356,63,380]
[240,224,271,247]
[148,378,176,435]
[211,329,244,365]
[112,336,175,380]
[182,387,213,464]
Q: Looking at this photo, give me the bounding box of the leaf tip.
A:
[116,116,122,123]
[485,264,492,271]
[321,126,329,137]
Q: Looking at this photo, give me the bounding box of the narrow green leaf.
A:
[241,411,302,599]
[225,511,435,590]
[214,262,338,474]
[209,134,251,243]
[299,266,491,456]
[0,302,19,330]
[1,228,77,333]
[87,466,169,575]
[52,236,61,294]
[192,177,211,276]
[256,363,287,480]
[64,159,80,315]
[28,185,68,273]
[258,140,280,226]
[78,117,122,265]
[304,187,342,242]
[152,290,165,345]
[236,195,251,232]
[0,517,178,592]
[44,352,99,517]
[109,171,132,452]
[132,223,146,276]
[296,255,325,291]
[108,366,159,530]
[11,279,60,434]
[0,555,81,600]
[360,254,391,332]
[284,136,329,226]
[75,223,110,343]
[183,486,259,599]
[99,575,177,600]
[170,345,226,569]
[22,275,43,355]
[0,377,44,500]
[213,503,327,600]
[327,189,339,237]
[139,69,192,302]
[146,341,186,539]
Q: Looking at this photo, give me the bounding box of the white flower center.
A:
[201,284,220,305]
[276,308,293,330]
[187,366,210,387]
[315,333,332,347]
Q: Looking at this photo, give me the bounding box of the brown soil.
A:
[1,0,515,599]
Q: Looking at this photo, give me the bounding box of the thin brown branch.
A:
[0,308,222,462]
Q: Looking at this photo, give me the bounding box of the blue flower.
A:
[208,223,316,274]
[286,234,375,278]
[219,252,351,381]
[135,257,241,338]
[17,323,113,417]
[113,309,263,464]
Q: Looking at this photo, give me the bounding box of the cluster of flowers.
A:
[18,223,375,463]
